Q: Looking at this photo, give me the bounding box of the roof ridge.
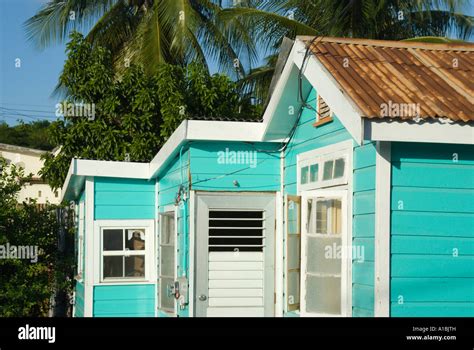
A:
[297,36,474,52]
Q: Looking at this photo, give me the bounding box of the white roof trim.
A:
[62,120,271,200]
[148,120,266,178]
[261,42,298,134]
[364,119,474,145]
[261,38,473,146]
[60,158,149,201]
[292,39,363,144]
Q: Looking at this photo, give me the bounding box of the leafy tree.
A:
[0,121,55,151]
[0,158,74,317]
[41,32,260,189]
[25,0,257,77]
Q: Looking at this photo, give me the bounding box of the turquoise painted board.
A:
[351,142,376,317]
[190,141,280,192]
[74,281,85,317]
[158,148,190,209]
[94,177,155,220]
[391,142,474,317]
[93,284,155,317]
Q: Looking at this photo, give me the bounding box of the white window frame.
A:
[297,140,352,192]
[158,208,178,314]
[94,220,154,284]
[76,201,85,280]
[300,189,351,317]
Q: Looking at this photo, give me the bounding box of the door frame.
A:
[300,189,352,317]
[193,191,276,317]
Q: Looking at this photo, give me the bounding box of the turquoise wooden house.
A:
[61,37,474,318]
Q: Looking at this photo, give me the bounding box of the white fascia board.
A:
[292,39,364,145]
[149,120,268,178]
[261,42,298,134]
[186,120,264,141]
[61,158,150,202]
[365,119,474,145]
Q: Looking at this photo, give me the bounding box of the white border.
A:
[275,191,284,317]
[300,189,352,317]
[84,177,94,317]
[93,219,155,285]
[374,141,391,317]
[297,140,354,194]
[365,119,474,145]
[189,191,196,317]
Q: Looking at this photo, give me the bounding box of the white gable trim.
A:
[292,40,364,144]
[364,119,474,145]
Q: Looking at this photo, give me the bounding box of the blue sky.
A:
[0,0,473,125]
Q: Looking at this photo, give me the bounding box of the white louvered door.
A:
[195,194,275,317]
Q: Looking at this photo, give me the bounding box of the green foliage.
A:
[0,121,55,151]
[41,32,260,189]
[25,0,257,78]
[0,158,74,317]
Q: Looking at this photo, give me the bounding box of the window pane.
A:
[322,160,334,180]
[306,236,341,275]
[316,200,328,234]
[307,199,316,234]
[125,256,145,277]
[103,229,123,251]
[287,200,300,234]
[316,199,342,235]
[160,277,175,310]
[334,158,345,179]
[300,166,309,184]
[310,164,319,182]
[161,215,175,245]
[103,256,123,278]
[126,229,145,250]
[160,246,174,277]
[287,270,300,308]
[287,235,300,270]
[305,275,341,315]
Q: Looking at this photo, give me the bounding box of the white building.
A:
[0,143,60,204]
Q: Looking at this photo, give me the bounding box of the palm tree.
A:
[25,0,258,77]
[221,0,474,102]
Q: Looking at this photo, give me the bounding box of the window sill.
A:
[313,117,333,127]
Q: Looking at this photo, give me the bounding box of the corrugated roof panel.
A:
[300,37,474,122]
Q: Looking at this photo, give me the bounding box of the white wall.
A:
[0,149,60,204]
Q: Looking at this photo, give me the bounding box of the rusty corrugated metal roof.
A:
[299,36,474,122]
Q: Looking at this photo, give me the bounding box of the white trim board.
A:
[84,177,94,317]
[292,40,364,145]
[364,119,474,145]
[374,141,391,317]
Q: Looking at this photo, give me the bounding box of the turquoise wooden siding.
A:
[74,281,85,317]
[190,141,280,191]
[158,148,190,209]
[352,141,376,317]
[93,284,155,317]
[390,142,474,317]
[282,87,376,317]
[94,177,155,219]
